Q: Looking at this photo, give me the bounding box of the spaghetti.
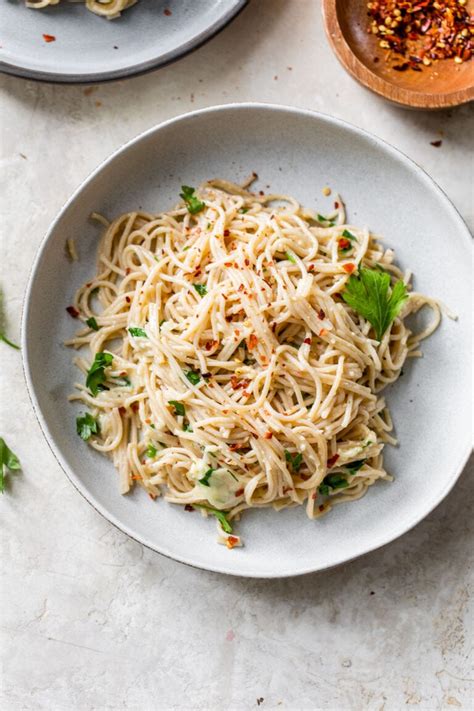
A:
[67,180,440,546]
[25,0,136,18]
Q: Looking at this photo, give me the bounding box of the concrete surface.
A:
[1,1,473,709]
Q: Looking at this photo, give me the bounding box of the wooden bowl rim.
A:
[322,0,474,109]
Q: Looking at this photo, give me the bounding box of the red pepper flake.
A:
[226,535,239,549]
[258,190,265,196]
[119,406,126,415]
[224,262,232,267]
[343,263,356,274]
[367,0,473,71]
[271,322,277,333]
[303,337,312,345]
[430,140,443,147]
[184,504,194,511]
[338,238,351,250]
[319,328,328,337]
[308,264,315,272]
[319,504,325,512]
[327,453,339,468]
[230,375,242,390]
[125,296,131,303]
[224,229,230,237]
[42,34,56,43]
[247,334,258,350]
[235,488,245,496]
[131,403,139,413]
[125,267,131,275]
[205,339,219,351]
[244,258,250,267]
[334,201,340,209]
[318,309,326,320]
[263,431,273,439]
[66,306,79,318]
[163,7,172,15]
[312,492,318,500]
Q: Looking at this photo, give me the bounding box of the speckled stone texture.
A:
[0,1,472,709]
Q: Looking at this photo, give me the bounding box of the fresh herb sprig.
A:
[76,413,100,441]
[193,504,233,533]
[185,370,201,386]
[180,185,205,215]
[285,449,303,472]
[128,327,148,338]
[198,467,215,487]
[193,284,207,297]
[319,473,349,496]
[146,443,157,458]
[86,352,113,396]
[169,400,185,417]
[0,438,21,493]
[342,268,408,341]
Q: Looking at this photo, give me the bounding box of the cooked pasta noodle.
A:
[25,0,136,18]
[67,180,441,546]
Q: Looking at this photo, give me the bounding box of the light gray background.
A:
[1,2,473,710]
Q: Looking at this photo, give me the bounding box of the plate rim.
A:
[21,102,473,577]
[0,0,248,84]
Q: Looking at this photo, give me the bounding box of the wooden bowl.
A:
[322,0,474,109]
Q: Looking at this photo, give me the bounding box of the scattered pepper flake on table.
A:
[42,34,56,43]
[367,0,473,71]
[430,139,443,147]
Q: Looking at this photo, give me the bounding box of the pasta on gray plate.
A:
[66,180,441,547]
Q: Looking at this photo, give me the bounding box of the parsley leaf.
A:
[342,268,408,341]
[169,400,185,417]
[284,449,303,472]
[86,352,113,396]
[128,327,148,338]
[239,207,249,214]
[193,283,207,297]
[183,422,193,432]
[319,473,349,495]
[180,185,205,215]
[285,252,296,264]
[342,229,357,242]
[86,317,99,331]
[146,443,157,458]
[76,413,100,441]
[199,467,215,487]
[0,438,21,493]
[193,504,233,533]
[185,370,201,386]
[345,459,366,473]
[317,213,336,226]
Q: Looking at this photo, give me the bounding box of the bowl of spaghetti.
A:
[22,104,472,577]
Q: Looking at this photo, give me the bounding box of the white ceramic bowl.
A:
[22,104,472,577]
[0,0,247,83]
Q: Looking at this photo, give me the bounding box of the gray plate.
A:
[0,0,247,83]
[22,104,472,577]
